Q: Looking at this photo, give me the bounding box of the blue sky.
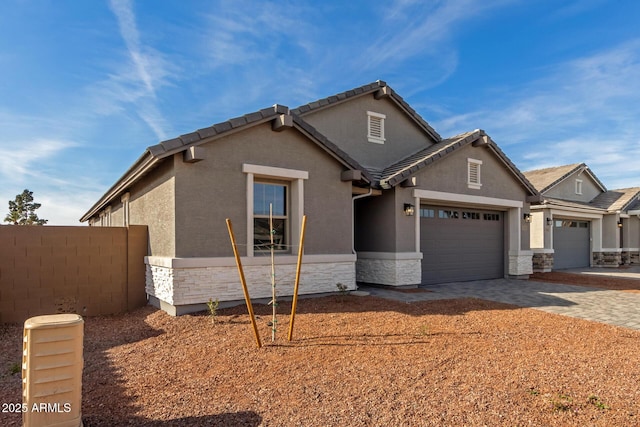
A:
[2,0,640,225]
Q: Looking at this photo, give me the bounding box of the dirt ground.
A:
[530,270,640,293]
[2,273,640,426]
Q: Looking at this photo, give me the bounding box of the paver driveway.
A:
[362,279,640,330]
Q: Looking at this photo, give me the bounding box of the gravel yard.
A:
[2,275,640,426]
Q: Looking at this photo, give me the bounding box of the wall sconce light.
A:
[618,220,623,228]
[523,213,532,223]
[546,217,552,226]
[403,203,415,216]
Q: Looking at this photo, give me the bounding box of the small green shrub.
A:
[550,394,573,412]
[207,298,220,323]
[336,283,349,301]
[587,395,609,410]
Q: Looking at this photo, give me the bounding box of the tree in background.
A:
[4,189,48,225]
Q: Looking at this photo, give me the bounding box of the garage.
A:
[553,219,590,269]
[420,205,504,285]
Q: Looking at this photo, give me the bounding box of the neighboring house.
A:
[591,187,640,266]
[81,81,539,315]
[524,163,640,271]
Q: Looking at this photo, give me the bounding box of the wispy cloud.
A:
[433,40,640,188]
[0,138,78,180]
[102,0,178,140]
[357,0,514,90]
[108,0,155,94]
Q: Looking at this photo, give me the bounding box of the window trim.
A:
[367,111,386,144]
[243,164,308,257]
[467,158,483,189]
[253,180,289,253]
[575,179,583,195]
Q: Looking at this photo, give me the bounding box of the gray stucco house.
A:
[81,81,540,315]
[524,163,640,271]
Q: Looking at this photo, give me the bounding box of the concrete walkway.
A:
[360,278,640,330]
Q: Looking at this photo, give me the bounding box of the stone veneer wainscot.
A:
[146,254,356,315]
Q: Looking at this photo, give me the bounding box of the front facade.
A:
[524,163,640,271]
[82,81,539,315]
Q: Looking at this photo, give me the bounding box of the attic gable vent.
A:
[367,111,386,144]
[467,158,482,189]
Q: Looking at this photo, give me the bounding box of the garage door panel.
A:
[421,206,504,285]
[553,219,590,269]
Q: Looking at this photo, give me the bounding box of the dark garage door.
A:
[420,205,504,285]
[553,219,590,269]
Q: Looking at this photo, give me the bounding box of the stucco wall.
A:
[173,122,353,258]
[544,170,602,202]
[355,143,531,254]
[624,216,640,249]
[602,214,621,249]
[301,93,437,170]
[354,191,397,252]
[129,159,176,257]
[412,144,529,201]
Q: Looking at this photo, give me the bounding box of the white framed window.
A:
[243,164,308,257]
[575,179,583,195]
[367,111,386,144]
[467,158,483,189]
[253,181,288,253]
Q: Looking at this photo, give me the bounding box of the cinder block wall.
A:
[0,225,148,324]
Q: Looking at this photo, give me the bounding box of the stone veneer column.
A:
[508,251,533,277]
[592,251,622,267]
[356,252,422,287]
[531,250,554,272]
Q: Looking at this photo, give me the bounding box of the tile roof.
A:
[523,163,607,194]
[523,163,584,193]
[541,197,607,212]
[147,104,289,159]
[628,197,640,211]
[376,129,539,196]
[80,103,373,222]
[589,187,640,211]
[378,131,478,188]
[291,80,442,142]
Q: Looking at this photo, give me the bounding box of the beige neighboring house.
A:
[524,163,640,271]
[81,81,539,315]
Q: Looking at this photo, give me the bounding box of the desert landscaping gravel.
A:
[2,278,640,426]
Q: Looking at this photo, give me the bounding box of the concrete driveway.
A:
[361,273,640,330]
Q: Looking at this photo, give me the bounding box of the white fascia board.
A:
[412,189,523,209]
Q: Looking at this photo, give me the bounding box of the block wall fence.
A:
[0,225,148,324]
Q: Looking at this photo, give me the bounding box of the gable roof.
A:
[80,104,371,222]
[292,80,442,142]
[523,163,607,194]
[589,187,640,212]
[377,129,539,196]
